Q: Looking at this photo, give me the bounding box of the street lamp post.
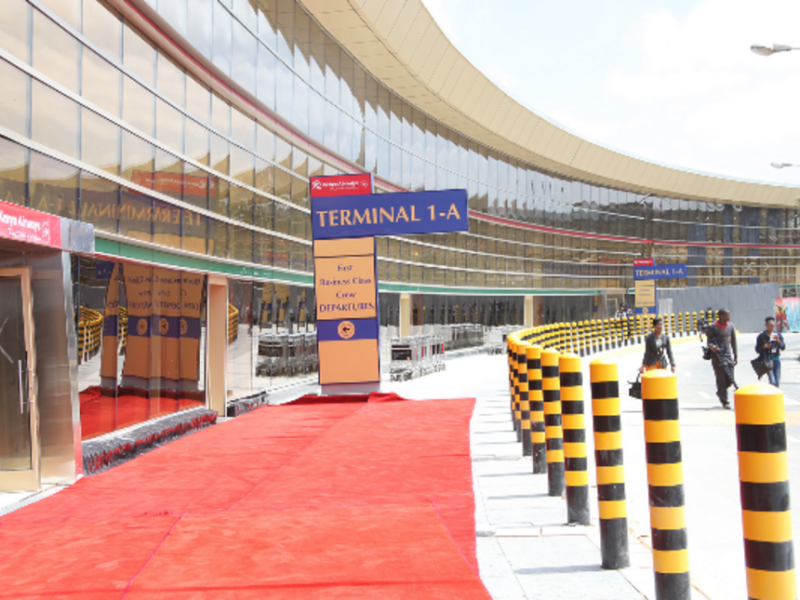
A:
[751,44,800,56]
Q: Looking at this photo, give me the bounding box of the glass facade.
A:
[0,0,796,297]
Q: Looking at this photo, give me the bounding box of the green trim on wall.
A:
[94,237,600,296]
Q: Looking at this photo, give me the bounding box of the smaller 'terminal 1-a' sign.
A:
[634,263,687,281]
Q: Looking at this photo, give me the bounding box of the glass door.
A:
[0,267,39,491]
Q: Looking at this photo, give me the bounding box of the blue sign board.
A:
[634,264,688,281]
[311,189,469,240]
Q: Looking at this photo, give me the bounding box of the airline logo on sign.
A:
[633,258,655,267]
[0,199,62,249]
[310,174,373,198]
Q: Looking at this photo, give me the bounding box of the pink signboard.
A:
[310,174,373,198]
[633,258,655,266]
[0,199,62,248]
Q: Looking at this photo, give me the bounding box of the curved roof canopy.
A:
[300,0,800,207]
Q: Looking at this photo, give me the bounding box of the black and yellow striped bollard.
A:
[527,344,547,474]
[642,370,690,599]
[542,348,565,496]
[560,353,590,525]
[735,383,796,600]
[509,336,521,438]
[517,340,533,457]
[590,359,630,569]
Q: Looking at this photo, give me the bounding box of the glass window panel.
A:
[0,60,30,138]
[231,108,255,148]
[82,50,121,117]
[121,130,154,187]
[185,118,210,166]
[257,0,277,50]
[156,99,184,153]
[275,135,291,169]
[232,0,258,31]
[0,0,30,63]
[122,76,155,136]
[293,8,310,81]
[255,158,274,195]
[123,21,156,86]
[257,124,275,161]
[309,20,325,94]
[256,43,277,110]
[186,75,210,123]
[0,138,29,207]
[309,88,325,142]
[230,183,253,224]
[82,2,121,61]
[255,194,273,231]
[324,101,338,153]
[151,196,182,250]
[210,220,228,258]
[274,168,291,201]
[291,176,308,210]
[274,237,289,269]
[230,146,254,187]
[156,51,185,107]
[39,0,80,29]
[212,0,232,75]
[183,157,212,213]
[29,151,77,219]
[187,0,213,57]
[210,133,230,175]
[276,61,293,120]
[276,0,294,64]
[33,11,79,93]
[290,207,306,239]
[32,82,78,160]
[232,21,257,96]
[293,75,309,134]
[325,40,340,104]
[81,108,120,176]
[154,149,184,202]
[183,208,208,254]
[80,172,118,233]
[211,93,231,136]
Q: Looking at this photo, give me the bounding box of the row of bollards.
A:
[507,331,796,600]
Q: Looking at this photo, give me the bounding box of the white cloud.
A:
[597,0,800,184]
[480,62,521,96]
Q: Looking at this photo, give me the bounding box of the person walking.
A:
[638,317,675,374]
[706,308,738,409]
[755,316,785,387]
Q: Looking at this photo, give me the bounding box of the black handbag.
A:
[702,346,713,361]
[628,374,642,399]
[751,355,773,378]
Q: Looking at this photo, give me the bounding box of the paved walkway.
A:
[383,334,800,599]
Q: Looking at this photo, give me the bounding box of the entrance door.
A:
[0,267,39,491]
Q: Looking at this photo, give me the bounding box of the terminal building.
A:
[1,0,798,490]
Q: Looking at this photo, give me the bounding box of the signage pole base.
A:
[320,382,382,396]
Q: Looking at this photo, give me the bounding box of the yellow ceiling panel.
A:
[386,2,420,50]
[374,0,407,36]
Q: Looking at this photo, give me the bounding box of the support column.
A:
[524,295,534,327]
[400,292,412,338]
[207,275,228,416]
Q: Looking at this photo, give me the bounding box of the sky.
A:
[420,0,800,188]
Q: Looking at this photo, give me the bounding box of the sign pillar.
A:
[310,180,469,393]
[310,174,378,394]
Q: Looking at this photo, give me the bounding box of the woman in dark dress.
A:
[638,317,675,374]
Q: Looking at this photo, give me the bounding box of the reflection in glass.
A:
[0,60,30,138]
[29,151,77,219]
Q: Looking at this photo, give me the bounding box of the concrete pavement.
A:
[383,332,800,599]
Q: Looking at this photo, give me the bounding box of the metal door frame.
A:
[0,267,40,491]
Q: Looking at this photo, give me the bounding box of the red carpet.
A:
[0,395,489,599]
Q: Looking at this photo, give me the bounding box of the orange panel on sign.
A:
[318,339,380,384]
[315,255,377,320]
[314,238,374,258]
